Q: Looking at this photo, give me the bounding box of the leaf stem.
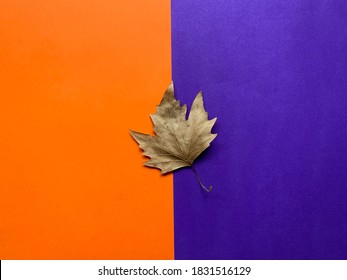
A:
[191,165,212,192]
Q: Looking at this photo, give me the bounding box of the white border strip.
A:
[2,260,347,280]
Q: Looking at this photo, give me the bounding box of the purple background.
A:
[172,0,347,259]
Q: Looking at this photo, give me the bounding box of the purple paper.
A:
[172,0,347,259]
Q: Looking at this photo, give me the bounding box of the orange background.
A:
[0,0,173,259]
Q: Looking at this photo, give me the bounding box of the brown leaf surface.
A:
[130,82,217,174]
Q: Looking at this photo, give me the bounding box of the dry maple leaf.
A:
[130,82,217,192]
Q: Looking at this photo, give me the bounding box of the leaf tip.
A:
[160,82,175,104]
[167,81,174,93]
[129,129,136,136]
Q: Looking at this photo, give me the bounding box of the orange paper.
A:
[0,0,173,259]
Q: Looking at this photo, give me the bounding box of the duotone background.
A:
[1,0,347,259]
